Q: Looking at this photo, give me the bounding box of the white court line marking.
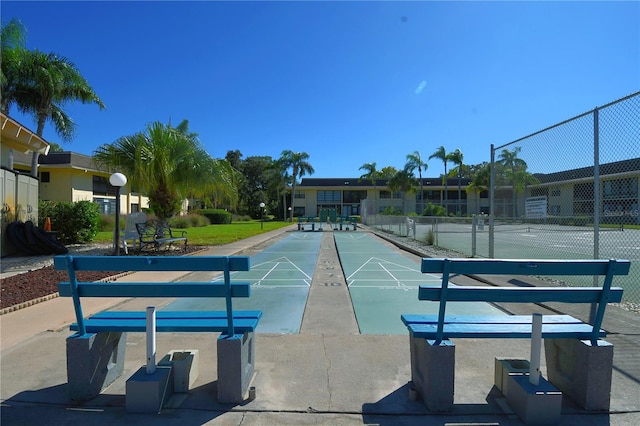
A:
[347,257,419,281]
[249,256,312,287]
[347,257,424,287]
[254,262,280,286]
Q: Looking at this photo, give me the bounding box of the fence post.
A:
[489,144,495,258]
[471,214,477,257]
[590,107,601,324]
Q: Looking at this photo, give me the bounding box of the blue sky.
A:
[3,1,639,178]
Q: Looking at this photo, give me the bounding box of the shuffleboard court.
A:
[334,233,504,334]
[165,232,322,333]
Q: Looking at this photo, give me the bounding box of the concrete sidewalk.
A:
[2,225,640,425]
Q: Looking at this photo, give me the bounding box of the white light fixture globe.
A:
[109,172,127,187]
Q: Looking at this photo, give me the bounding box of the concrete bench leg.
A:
[408,336,455,411]
[66,332,126,401]
[217,332,256,404]
[544,338,614,411]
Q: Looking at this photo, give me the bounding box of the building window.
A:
[317,190,341,203]
[379,190,391,199]
[94,197,116,215]
[93,175,117,196]
[343,190,367,203]
[40,171,50,183]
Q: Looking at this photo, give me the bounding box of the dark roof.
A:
[534,158,640,184]
[37,151,98,171]
[299,177,471,187]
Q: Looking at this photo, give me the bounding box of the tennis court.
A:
[412,221,640,301]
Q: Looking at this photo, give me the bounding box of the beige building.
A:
[11,150,149,216]
[1,113,51,256]
[294,177,482,218]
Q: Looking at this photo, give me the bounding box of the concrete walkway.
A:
[2,225,640,425]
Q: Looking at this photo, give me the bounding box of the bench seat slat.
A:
[70,316,260,333]
[418,286,624,304]
[406,322,606,339]
[421,258,631,276]
[58,282,252,298]
[401,314,583,326]
[53,255,250,272]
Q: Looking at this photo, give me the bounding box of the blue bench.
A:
[54,255,261,404]
[401,258,629,412]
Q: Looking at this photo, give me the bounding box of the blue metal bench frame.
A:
[135,220,188,253]
[54,254,261,403]
[401,257,630,412]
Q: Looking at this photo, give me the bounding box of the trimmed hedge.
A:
[201,209,232,224]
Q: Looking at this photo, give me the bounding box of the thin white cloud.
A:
[415,80,426,95]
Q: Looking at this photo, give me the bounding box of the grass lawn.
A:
[95,221,293,246]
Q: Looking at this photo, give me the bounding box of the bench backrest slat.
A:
[418,286,624,304]
[419,257,629,345]
[58,282,251,298]
[54,255,251,337]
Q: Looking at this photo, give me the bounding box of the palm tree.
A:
[94,121,235,220]
[267,158,291,221]
[498,147,528,218]
[405,151,428,215]
[429,146,450,213]
[1,18,27,114]
[388,165,416,215]
[359,161,381,218]
[448,148,464,215]
[466,162,490,214]
[279,150,314,222]
[5,44,105,177]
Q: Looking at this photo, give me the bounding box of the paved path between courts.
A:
[2,224,640,425]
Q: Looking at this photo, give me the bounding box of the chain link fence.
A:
[365,92,640,303]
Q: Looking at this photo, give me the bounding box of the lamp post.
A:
[110,172,127,255]
[288,207,292,222]
[260,203,265,230]
[260,202,265,230]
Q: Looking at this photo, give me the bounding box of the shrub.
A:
[382,206,402,215]
[425,228,435,245]
[422,202,447,217]
[39,200,100,244]
[201,209,232,224]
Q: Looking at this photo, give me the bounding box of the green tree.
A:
[405,151,428,216]
[498,147,526,218]
[388,165,416,214]
[448,148,464,215]
[93,121,235,220]
[1,18,27,114]
[1,20,105,177]
[359,161,381,216]
[267,158,291,221]
[379,166,398,179]
[429,146,451,210]
[279,150,314,221]
[465,162,490,214]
